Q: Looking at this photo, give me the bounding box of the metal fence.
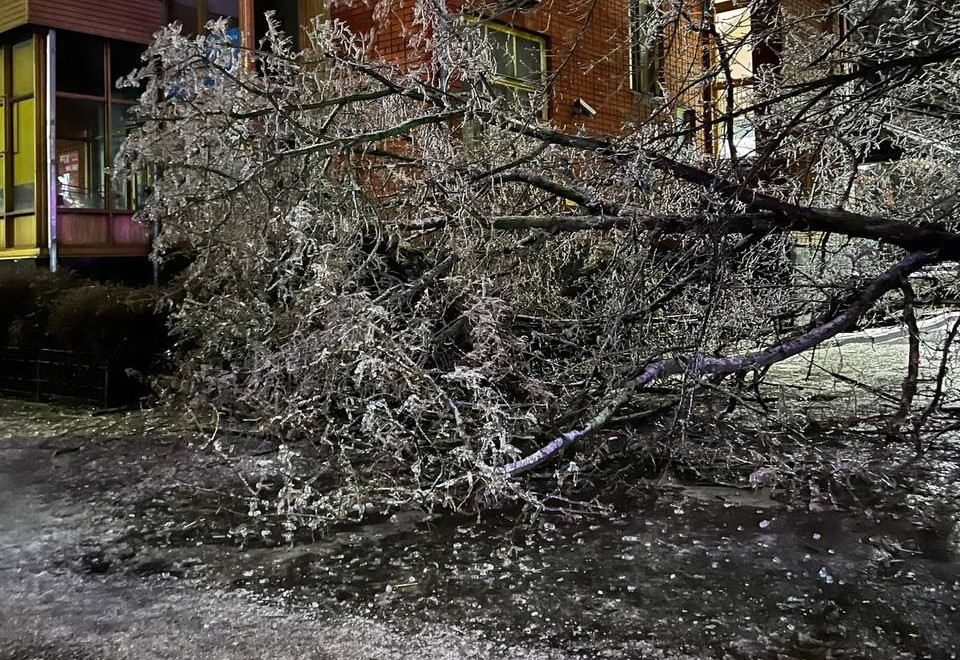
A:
[0,347,117,407]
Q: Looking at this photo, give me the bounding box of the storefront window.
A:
[56,99,106,210]
[0,47,5,213]
[171,0,201,34]
[11,40,33,97]
[206,0,240,25]
[110,41,146,102]
[110,104,151,210]
[54,36,151,213]
[13,98,35,211]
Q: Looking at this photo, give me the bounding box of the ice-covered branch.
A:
[500,251,938,477]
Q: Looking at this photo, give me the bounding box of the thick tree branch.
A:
[489,213,773,233]
[504,122,960,259]
[489,171,621,215]
[489,212,780,234]
[500,251,938,477]
[645,155,960,258]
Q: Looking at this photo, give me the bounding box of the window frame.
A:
[0,34,40,251]
[478,20,548,119]
[54,34,148,216]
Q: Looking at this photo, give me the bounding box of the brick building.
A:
[0,0,831,272]
[332,0,709,135]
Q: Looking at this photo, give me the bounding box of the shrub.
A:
[0,269,78,349]
[45,284,168,370]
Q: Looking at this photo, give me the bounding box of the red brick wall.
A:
[498,0,640,134]
[329,0,710,135]
[327,0,836,138]
[332,0,427,68]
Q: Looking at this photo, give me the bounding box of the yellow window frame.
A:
[467,17,548,118]
[2,36,37,214]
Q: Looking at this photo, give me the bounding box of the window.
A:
[54,34,150,213]
[169,1,304,49]
[714,6,756,158]
[629,0,660,95]
[1,36,38,248]
[168,0,241,43]
[480,22,547,115]
[56,99,106,209]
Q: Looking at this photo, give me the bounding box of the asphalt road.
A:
[0,431,576,660]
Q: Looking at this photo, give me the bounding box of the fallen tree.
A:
[116,0,960,522]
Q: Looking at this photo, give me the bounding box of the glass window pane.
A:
[12,99,35,211]
[111,41,147,101]
[171,0,200,35]
[56,99,106,210]
[57,33,105,96]
[12,39,34,97]
[716,8,753,80]
[206,0,239,23]
[491,82,534,109]
[207,0,241,44]
[486,28,514,78]
[111,104,130,210]
[110,104,151,211]
[630,0,658,93]
[515,37,542,83]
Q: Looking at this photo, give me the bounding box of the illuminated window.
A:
[1,38,37,221]
[54,34,150,212]
[57,99,106,209]
[629,0,660,95]
[0,36,38,251]
[0,47,4,215]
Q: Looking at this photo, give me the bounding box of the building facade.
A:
[0,0,320,276]
[0,0,826,273]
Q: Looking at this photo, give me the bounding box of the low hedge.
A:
[0,269,173,402]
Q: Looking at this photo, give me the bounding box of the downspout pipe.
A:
[46,29,57,273]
